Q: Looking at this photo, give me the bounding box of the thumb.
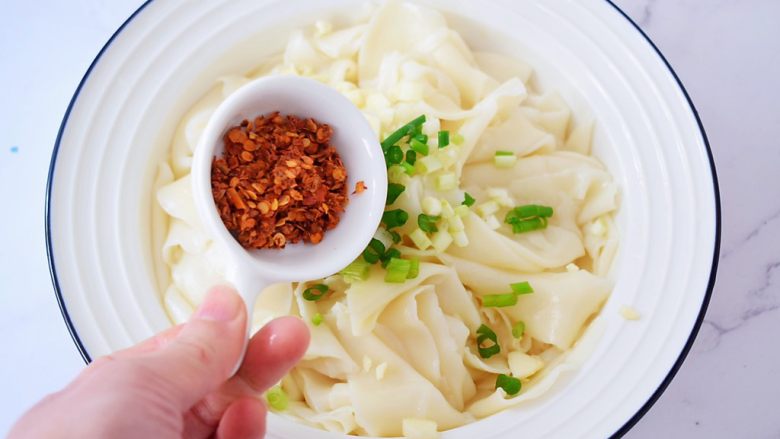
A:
[143,285,247,409]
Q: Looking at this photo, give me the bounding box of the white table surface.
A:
[1,0,777,437]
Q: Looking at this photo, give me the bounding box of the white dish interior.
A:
[46,0,718,438]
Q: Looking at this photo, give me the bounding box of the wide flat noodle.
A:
[333,306,474,436]
[467,318,605,417]
[441,254,610,349]
[474,51,534,85]
[377,286,477,410]
[346,262,480,336]
[359,0,497,107]
[446,212,584,272]
[462,151,618,226]
[466,107,556,163]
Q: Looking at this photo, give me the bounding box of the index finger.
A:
[238,316,311,392]
[182,316,310,438]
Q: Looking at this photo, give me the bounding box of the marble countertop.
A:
[0,0,776,436]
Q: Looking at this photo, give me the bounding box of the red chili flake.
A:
[211,112,348,249]
[353,180,367,194]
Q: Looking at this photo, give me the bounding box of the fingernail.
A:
[193,286,242,322]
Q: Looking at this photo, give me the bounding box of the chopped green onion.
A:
[381,129,407,152]
[495,196,515,208]
[485,214,501,230]
[451,132,464,145]
[505,205,553,234]
[386,183,406,205]
[440,200,455,218]
[454,205,470,217]
[505,205,554,222]
[436,173,457,191]
[362,238,386,264]
[390,231,402,244]
[303,284,329,301]
[438,146,458,167]
[476,324,500,359]
[401,161,415,175]
[409,120,424,137]
[416,155,442,174]
[382,209,409,229]
[431,229,453,252]
[438,130,450,148]
[476,201,499,217]
[421,196,442,216]
[463,192,476,207]
[410,138,429,156]
[418,213,440,233]
[381,248,401,268]
[511,217,548,234]
[370,237,387,254]
[486,187,510,198]
[409,228,432,249]
[340,259,371,282]
[495,150,515,156]
[385,258,412,283]
[487,188,514,207]
[447,215,465,232]
[405,149,417,165]
[312,313,324,326]
[414,133,429,144]
[387,165,407,182]
[512,321,526,338]
[495,374,521,396]
[510,281,534,295]
[453,230,469,247]
[407,257,420,279]
[482,293,518,307]
[373,228,394,249]
[385,145,404,166]
[266,386,289,411]
[381,115,426,150]
[494,153,517,168]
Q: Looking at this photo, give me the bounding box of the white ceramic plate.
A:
[46,0,720,437]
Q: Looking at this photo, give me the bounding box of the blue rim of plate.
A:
[44,1,721,437]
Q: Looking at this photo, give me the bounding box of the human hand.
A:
[9,286,310,439]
